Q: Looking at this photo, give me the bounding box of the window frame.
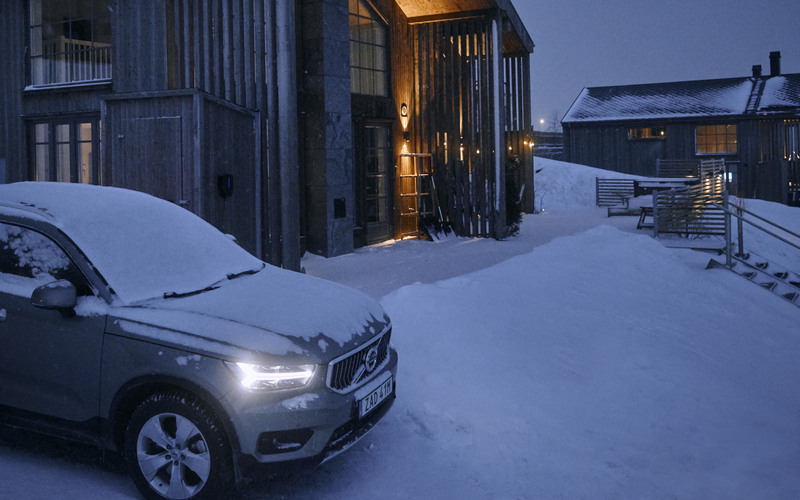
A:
[28,0,113,88]
[695,124,738,155]
[28,116,102,185]
[0,221,88,297]
[349,0,390,97]
[628,127,666,140]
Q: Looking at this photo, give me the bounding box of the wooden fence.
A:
[654,184,726,236]
[653,159,726,236]
[410,14,532,239]
[656,159,700,178]
[596,178,635,207]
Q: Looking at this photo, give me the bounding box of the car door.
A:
[0,221,104,423]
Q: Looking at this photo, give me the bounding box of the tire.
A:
[124,391,235,500]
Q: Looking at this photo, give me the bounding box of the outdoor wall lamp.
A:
[400,103,410,143]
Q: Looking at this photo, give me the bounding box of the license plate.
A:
[358,376,393,418]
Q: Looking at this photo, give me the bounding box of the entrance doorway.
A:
[355,123,393,246]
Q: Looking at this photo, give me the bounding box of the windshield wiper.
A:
[226,264,264,281]
[163,284,219,299]
[163,265,264,299]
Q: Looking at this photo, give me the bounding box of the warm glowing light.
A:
[539,119,545,125]
[400,103,410,130]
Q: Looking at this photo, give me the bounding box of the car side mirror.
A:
[31,280,78,312]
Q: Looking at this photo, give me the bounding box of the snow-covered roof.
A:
[760,75,800,111]
[563,74,800,123]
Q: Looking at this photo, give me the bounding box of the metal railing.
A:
[715,191,800,267]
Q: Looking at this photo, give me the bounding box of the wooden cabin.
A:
[562,52,800,206]
[0,0,534,270]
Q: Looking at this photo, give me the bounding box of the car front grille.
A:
[326,328,391,393]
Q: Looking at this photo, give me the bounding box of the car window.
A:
[0,222,86,297]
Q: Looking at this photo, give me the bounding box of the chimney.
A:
[769,51,781,77]
[752,65,762,78]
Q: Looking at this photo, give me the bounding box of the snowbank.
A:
[4,159,800,499]
[533,157,641,212]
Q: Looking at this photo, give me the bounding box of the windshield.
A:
[0,183,264,304]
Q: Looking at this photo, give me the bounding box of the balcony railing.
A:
[31,36,112,86]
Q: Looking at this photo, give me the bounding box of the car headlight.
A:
[225,361,316,391]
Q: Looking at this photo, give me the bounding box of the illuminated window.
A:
[696,124,737,154]
[30,118,102,184]
[29,0,112,86]
[349,0,388,96]
[628,127,665,139]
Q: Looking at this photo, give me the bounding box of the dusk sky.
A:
[514,0,800,130]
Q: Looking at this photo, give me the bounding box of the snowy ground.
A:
[2,158,799,499]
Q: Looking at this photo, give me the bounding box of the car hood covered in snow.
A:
[0,182,263,304]
[108,267,390,363]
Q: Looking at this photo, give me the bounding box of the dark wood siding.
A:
[113,1,169,92]
[564,114,799,203]
[0,1,33,182]
[104,91,258,254]
[407,13,509,238]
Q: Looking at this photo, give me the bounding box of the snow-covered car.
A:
[0,182,397,499]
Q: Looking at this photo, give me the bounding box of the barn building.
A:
[562,52,800,206]
[0,0,535,270]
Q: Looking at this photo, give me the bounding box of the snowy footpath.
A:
[2,158,799,499]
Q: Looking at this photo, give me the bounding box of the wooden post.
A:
[736,200,745,258]
[652,190,659,238]
[724,190,732,267]
[276,0,300,271]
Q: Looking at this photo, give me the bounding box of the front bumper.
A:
[225,347,398,475]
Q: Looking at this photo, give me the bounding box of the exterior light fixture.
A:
[400,103,410,143]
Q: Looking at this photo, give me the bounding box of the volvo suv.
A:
[0,182,397,499]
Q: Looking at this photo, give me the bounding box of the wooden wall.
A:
[504,53,534,213]
[113,1,169,92]
[104,91,258,254]
[564,116,800,203]
[0,1,40,183]
[408,13,507,238]
[110,0,298,267]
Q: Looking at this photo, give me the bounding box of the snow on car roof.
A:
[0,182,263,304]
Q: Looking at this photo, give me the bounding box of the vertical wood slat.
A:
[409,15,513,238]
[201,0,211,92]
[212,0,223,97]
[242,0,253,109]
[471,20,482,235]
[221,0,232,101]
[192,0,201,89]
[232,0,242,105]
[182,0,191,88]
[462,21,470,232]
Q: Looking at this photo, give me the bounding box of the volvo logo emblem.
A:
[364,346,379,373]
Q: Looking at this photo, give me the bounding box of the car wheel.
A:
[124,391,234,500]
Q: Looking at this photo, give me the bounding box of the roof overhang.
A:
[396,0,534,55]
